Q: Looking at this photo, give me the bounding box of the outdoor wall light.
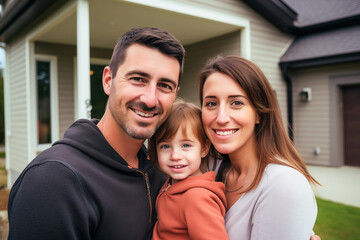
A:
[299,88,311,102]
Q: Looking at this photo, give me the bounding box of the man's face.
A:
[105,44,180,140]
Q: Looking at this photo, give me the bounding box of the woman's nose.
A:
[216,107,230,124]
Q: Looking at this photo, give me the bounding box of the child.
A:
[148,99,229,240]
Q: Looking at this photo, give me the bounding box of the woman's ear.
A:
[256,112,260,124]
[103,66,112,96]
[201,139,211,158]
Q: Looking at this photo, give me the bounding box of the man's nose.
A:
[139,83,158,108]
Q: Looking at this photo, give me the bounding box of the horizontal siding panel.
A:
[7,38,29,173]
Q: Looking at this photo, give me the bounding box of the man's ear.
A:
[175,86,180,95]
[103,66,112,96]
[201,139,211,158]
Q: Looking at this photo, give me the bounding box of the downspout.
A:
[280,63,294,142]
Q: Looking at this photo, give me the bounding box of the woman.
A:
[199,56,319,239]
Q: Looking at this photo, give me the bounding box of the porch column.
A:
[76,0,91,119]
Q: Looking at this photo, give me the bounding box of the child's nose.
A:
[170,148,182,161]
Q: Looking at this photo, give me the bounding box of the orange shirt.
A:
[152,171,229,240]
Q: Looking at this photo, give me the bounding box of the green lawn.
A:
[314,197,360,240]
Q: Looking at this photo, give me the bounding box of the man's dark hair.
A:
[109,27,185,85]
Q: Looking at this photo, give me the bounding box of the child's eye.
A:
[182,143,191,148]
[159,144,170,149]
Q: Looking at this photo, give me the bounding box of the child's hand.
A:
[310,235,321,240]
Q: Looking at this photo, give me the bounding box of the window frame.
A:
[34,54,59,152]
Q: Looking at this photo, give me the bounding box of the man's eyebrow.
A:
[125,71,178,88]
[125,70,150,78]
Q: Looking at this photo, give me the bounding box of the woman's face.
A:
[201,72,259,156]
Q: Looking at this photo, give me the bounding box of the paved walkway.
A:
[308,165,360,208]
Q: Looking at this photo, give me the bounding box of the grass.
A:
[314,197,360,240]
[0,153,4,159]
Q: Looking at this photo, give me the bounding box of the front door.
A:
[342,84,360,167]
[90,64,108,119]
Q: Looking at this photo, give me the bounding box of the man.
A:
[8,27,185,240]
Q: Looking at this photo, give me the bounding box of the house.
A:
[0,0,359,207]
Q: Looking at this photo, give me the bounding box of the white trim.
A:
[4,45,11,188]
[26,41,34,163]
[76,0,91,119]
[122,0,251,59]
[34,55,60,153]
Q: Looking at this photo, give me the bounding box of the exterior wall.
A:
[180,31,241,104]
[188,0,293,122]
[35,41,112,137]
[289,62,360,166]
[6,38,29,185]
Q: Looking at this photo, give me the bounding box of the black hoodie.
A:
[8,119,166,240]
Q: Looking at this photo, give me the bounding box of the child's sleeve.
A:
[183,188,229,240]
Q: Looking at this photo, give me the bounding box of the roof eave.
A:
[242,0,297,34]
[280,52,360,70]
[0,0,65,43]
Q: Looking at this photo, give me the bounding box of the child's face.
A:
[157,127,209,184]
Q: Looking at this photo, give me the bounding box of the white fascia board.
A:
[123,0,251,58]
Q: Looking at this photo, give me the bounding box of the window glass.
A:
[37,60,51,144]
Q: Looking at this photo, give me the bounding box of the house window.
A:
[36,60,51,144]
[35,55,58,150]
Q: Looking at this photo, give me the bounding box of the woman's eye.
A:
[231,100,243,106]
[205,101,216,107]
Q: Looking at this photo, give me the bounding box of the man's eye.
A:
[131,77,144,82]
[158,83,173,92]
[182,144,191,148]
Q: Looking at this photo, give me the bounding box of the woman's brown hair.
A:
[148,99,213,172]
[199,56,319,191]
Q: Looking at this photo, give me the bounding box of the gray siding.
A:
[182,0,292,123]
[6,38,28,182]
[180,31,241,104]
[290,62,360,166]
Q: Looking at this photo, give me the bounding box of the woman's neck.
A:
[228,137,258,175]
